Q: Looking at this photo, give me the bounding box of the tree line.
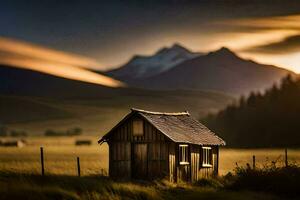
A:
[0,125,28,137]
[201,75,300,147]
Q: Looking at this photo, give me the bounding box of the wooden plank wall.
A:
[177,165,190,183]
[108,115,170,180]
[109,141,131,178]
[148,142,168,179]
[189,145,219,181]
[197,146,218,179]
[110,117,167,142]
[168,143,176,182]
[213,147,219,176]
[190,145,200,182]
[176,143,189,182]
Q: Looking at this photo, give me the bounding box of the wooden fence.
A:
[251,148,289,169]
[39,146,107,177]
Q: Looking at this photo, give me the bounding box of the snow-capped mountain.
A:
[107,43,200,79]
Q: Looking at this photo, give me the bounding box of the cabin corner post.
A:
[175,143,179,183]
[189,144,192,182]
[211,146,219,177]
[215,146,219,176]
[168,142,176,183]
[108,141,113,178]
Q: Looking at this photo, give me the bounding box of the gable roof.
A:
[99,108,225,146]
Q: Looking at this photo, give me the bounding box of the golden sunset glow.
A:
[242,52,300,73]
[0,37,125,88]
[227,14,300,73]
[0,56,125,87]
[0,37,102,68]
[184,14,300,73]
[100,14,300,73]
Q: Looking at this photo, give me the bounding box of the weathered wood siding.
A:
[190,145,200,182]
[177,165,190,182]
[176,144,190,183]
[189,145,219,181]
[168,142,176,182]
[108,141,131,179]
[132,143,148,178]
[108,114,170,180]
[212,147,219,176]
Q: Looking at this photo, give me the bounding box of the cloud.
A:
[0,37,103,68]
[0,37,125,88]
[213,14,300,56]
[244,34,300,54]
[222,14,300,30]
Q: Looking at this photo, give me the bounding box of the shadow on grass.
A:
[0,172,161,200]
[0,171,294,200]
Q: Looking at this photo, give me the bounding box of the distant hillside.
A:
[107,43,200,79]
[0,95,71,124]
[108,46,293,95]
[0,64,122,98]
[201,75,300,147]
[0,64,233,135]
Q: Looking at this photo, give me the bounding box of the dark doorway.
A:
[132,143,148,179]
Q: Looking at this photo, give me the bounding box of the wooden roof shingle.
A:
[99,108,225,146]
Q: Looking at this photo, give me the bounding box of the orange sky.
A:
[1,14,300,77]
[116,14,300,73]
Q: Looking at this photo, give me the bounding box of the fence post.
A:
[77,157,81,177]
[252,155,256,169]
[40,147,44,176]
[285,148,288,167]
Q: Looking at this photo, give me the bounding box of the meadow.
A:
[1,171,288,200]
[0,136,299,176]
[0,136,300,200]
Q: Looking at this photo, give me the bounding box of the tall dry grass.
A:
[0,171,284,200]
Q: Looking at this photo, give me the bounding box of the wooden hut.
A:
[98,108,225,182]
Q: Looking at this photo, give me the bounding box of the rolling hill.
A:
[0,65,233,135]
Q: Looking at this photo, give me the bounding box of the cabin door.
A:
[132,143,148,179]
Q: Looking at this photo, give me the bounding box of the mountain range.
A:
[107,44,200,79]
[0,64,233,135]
[107,45,293,95]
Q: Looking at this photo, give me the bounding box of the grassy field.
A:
[0,136,299,200]
[0,136,299,176]
[0,172,286,200]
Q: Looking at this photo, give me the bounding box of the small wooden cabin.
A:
[98,108,225,182]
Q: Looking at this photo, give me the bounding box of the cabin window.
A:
[202,147,212,167]
[179,144,189,165]
[133,119,144,136]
